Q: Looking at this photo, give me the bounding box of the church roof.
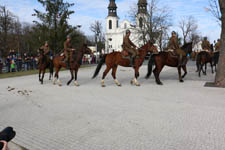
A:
[138,0,147,5]
[108,0,117,8]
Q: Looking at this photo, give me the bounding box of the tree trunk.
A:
[215,0,225,87]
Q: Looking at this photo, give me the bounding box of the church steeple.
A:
[138,0,147,14]
[108,0,117,17]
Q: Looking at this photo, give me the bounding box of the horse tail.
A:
[92,54,107,79]
[145,54,155,79]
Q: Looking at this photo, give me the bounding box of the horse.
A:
[196,51,214,77]
[38,49,54,84]
[53,44,93,86]
[145,42,193,85]
[92,41,158,87]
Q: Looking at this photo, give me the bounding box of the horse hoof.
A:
[101,85,106,87]
[130,80,134,85]
[180,80,184,83]
[75,84,80,87]
[136,84,140,86]
[117,84,122,87]
[58,84,62,87]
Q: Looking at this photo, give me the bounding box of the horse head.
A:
[146,41,158,53]
[80,43,93,56]
[181,42,193,55]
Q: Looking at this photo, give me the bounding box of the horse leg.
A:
[101,65,112,87]
[215,64,217,72]
[178,67,184,82]
[67,69,74,86]
[182,65,187,79]
[204,63,207,75]
[41,69,46,84]
[199,64,203,77]
[131,67,140,86]
[210,61,214,74]
[111,65,121,86]
[54,67,62,86]
[39,69,42,82]
[153,65,163,85]
[74,69,80,87]
[53,68,59,85]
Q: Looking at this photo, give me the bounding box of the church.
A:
[105,0,148,53]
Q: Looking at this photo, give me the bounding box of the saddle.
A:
[121,50,129,57]
[168,51,178,58]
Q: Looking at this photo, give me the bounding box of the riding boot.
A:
[66,61,70,69]
[178,55,183,67]
[130,57,136,67]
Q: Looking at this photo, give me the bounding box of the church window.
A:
[139,17,143,28]
[109,20,112,29]
[117,20,119,28]
[124,23,127,29]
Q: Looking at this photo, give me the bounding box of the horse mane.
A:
[181,42,192,49]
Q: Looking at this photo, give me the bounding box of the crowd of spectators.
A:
[0,50,101,74]
[0,50,39,73]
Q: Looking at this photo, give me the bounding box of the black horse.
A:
[145,42,192,85]
[196,51,214,77]
[38,49,54,84]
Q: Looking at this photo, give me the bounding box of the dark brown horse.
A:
[92,41,158,87]
[145,42,193,85]
[196,51,214,77]
[53,44,93,86]
[38,49,54,84]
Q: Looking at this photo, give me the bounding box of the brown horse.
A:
[53,44,93,86]
[196,51,214,77]
[92,41,158,87]
[145,42,193,85]
[38,49,54,84]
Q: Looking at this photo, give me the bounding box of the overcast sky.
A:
[1,0,221,42]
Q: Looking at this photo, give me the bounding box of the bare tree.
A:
[215,0,225,87]
[0,6,15,57]
[178,16,198,44]
[207,0,221,24]
[90,20,105,54]
[129,0,172,50]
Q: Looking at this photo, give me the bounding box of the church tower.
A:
[106,0,119,33]
[136,0,148,28]
[105,0,120,52]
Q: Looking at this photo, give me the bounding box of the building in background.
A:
[105,0,148,53]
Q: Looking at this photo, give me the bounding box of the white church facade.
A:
[105,0,148,53]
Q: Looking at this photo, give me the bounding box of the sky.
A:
[0,0,221,43]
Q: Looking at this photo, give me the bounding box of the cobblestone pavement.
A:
[0,61,225,150]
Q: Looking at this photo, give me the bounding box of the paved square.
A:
[0,62,225,150]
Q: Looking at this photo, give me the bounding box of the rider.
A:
[167,31,186,67]
[122,29,139,66]
[39,41,51,64]
[64,35,75,68]
[215,39,221,52]
[201,37,211,52]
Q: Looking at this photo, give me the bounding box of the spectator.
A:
[11,59,16,72]
[6,56,11,73]
[23,53,28,71]
[16,56,23,72]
